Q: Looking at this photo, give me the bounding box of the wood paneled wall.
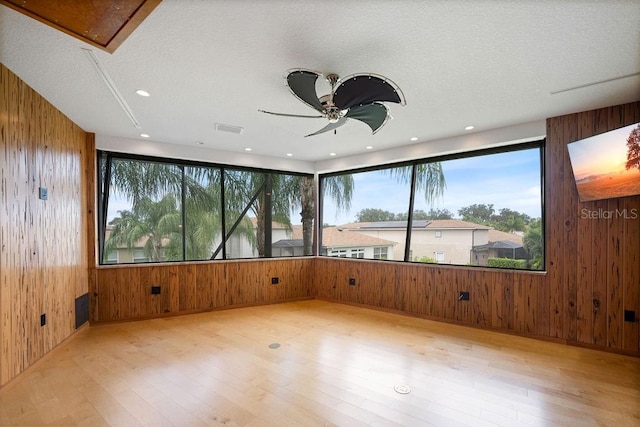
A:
[312,259,548,334]
[0,63,89,387]
[92,259,314,322]
[4,55,635,394]
[314,101,640,356]
[89,103,639,357]
[546,102,640,352]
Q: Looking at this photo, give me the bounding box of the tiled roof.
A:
[321,226,396,248]
[426,219,491,229]
[291,224,303,239]
[249,217,289,229]
[487,229,524,244]
[273,239,303,248]
[474,240,523,250]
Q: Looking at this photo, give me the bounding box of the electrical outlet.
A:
[39,187,48,200]
[151,286,161,295]
[348,278,356,286]
[40,313,46,326]
[458,291,470,301]
[271,277,279,285]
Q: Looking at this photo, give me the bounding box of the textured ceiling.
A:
[0,0,160,52]
[1,1,639,172]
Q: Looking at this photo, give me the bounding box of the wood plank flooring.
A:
[0,300,638,426]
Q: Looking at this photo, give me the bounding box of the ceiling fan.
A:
[259,69,406,137]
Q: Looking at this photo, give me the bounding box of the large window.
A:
[98,152,314,264]
[320,142,544,270]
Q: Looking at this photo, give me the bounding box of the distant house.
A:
[318,226,397,259]
[105,219,527,265]
[104,218,294,263]
[272,225,396,259]
[471,229,528,266]
[337,220,492,264]
[103,226,167,263]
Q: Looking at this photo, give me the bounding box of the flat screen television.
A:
[567,122,640,202]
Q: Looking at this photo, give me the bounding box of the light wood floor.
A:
[0,300,638,426]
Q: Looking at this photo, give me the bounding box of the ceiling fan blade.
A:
[345,103,390,134]
[332,73,405,110]
[286,69,325,112]
[304,117,348,137]
[258,109,323,118]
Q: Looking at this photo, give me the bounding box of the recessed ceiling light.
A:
[465,125,475,131]
[365,145,373,150]
[286,153,293,157]
[136,89,150,97]
[410,137,418,141]
[244,147,252,151]
[140,133,150,138]
[329,152,336,156]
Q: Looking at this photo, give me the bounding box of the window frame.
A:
[97,151,314,265]
[373,247,388,260]
[318,140,545,271]
[329,249,347,257]
[350,248,365,258]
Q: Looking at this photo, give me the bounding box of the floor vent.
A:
[75,293,89,328]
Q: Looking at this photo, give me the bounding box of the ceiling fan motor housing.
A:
[319,94,342,123]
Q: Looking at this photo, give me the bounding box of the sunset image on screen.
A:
[567,122,640,202]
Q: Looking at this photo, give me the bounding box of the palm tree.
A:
[523,218,543,269]
[104,195,181,262]
[102,158,254,261]
[383,163,446,205]
[100,154,445,261]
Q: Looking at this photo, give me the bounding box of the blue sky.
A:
[322,147,543,225]
[106,148,543,226]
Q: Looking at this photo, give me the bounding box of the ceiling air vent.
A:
[215,123,244,134]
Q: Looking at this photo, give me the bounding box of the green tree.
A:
[395,208,452,221]
[103,155,445,260]
[384,163,446,203]
[356,208,396,222]
[625,123,640,172]
[458,203,495,225]
[103,159,252,261]
[491,208,530,232]
[338,163,447,223]
[523,218,543,269]
[425,208,454,220]
[299,176,316,255]
[104,195,181,262]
